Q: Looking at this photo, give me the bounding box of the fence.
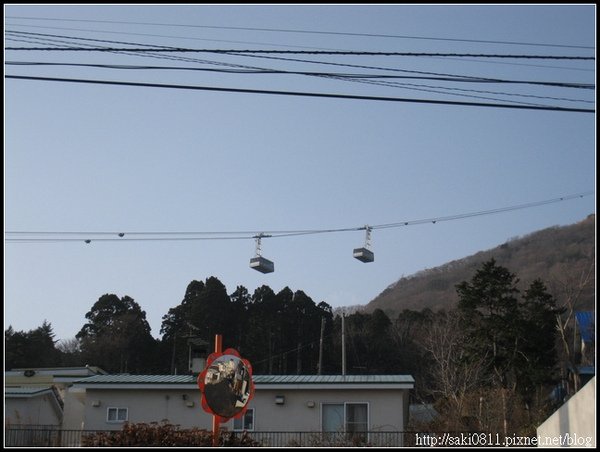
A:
[5,426,91,447]
[4,427,418,447]
[231,431,412,447]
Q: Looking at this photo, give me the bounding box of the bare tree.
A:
[56,337,81,354]
[550,255,595,395]
[421,310,489,427]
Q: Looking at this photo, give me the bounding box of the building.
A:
[5,366,108,392]
[69,374,414,439]
[536,376,596,448]
[5,387,64,427]
[4,366,108,428]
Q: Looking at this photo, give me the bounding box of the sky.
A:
[4,4,596,344]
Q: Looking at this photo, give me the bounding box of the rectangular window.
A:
[107,407,128,423]
[233,408,254,431]
[346,403,368,433]
[321,403,369,433]
[322,404,344,432]
[345,403,369,444]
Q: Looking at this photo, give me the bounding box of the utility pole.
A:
[318,317,325,375]
[341,310,346,376]
[171,333,176,375]
[212,334,222,447]
[296,341,302,375]
[268,328,273,375]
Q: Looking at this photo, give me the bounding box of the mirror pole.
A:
[212,334,223,447]
[341,311,346,376]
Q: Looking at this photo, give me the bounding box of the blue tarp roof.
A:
[575,311,595,343]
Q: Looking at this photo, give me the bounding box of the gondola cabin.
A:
[250,256,275,273]
[353,247,374,263]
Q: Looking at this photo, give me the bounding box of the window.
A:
[233,408,254,431]
[346,403,368,434]
[321,403,369,433]
[107,407,128,423]
[322,404,344,432]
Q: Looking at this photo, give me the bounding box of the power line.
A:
[6,25,594,107]
[2,60,593,87]
[6,75,595,113]
[5,32,593,106]
[7,62,591,107]
[223,52,595,89]
[326,75,592,107]
[371,192,595,230]
[6,191,594,243]
[5,46,594,60]
[4,23,347,52]
[8,25,592,74]
[6,31,594,91]
[8,29,594,77]
[6,16,594,50]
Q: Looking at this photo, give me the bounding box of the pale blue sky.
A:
[4,4,596,343]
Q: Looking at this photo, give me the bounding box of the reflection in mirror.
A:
[203,354,252,418]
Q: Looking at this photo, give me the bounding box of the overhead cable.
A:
[223,52,595,89]
[6,31,594,90]
[5,191,594,243]
[2,60,593,87]
[5,46,595,60]
[6,75,595,113]
[6,16,595,50]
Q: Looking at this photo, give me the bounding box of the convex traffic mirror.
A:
[197,349,254,422]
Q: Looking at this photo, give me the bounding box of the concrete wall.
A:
[62,388,87,430]
[536,376,596,448]
[80,387,409,432]
[251,388,407,432]
[82,389,211,430]
[5,394,61,426]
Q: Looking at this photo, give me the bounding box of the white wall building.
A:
[536,376,596,448]
[5,366,107,428]
[5,387,64,427]
[68,374,413,439]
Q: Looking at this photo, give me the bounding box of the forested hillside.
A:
[365,214,595,317]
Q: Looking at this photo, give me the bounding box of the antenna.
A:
[353,225,374,263]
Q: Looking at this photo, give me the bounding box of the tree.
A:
[421,310,489,430]
[456,259,523,436]
[391,309,434,401]
[245,285,278,374]
[315,301,335,374]
[549,255,595,394]
[77,294,158,373]
[189,277,234,349]
[286,290,326,374]
[161,280,206,374]
[518,280,561,396]
[365,309,396,372]
[56,337,84,367]
[455,259,562,436]
[515,279,561,430]
[161,280,205,341]
[5,321,61,369]
[334,309,400,374]
[457,259,521,390]
[229,285,252,351]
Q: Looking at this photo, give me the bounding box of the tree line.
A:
[5,258,590,437]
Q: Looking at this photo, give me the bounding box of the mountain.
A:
[364,214,595,318]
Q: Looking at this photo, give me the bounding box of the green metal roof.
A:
[73,374,414,385]
[254,375,415,384]
[73,374,195,385]
[5,386,55,396]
